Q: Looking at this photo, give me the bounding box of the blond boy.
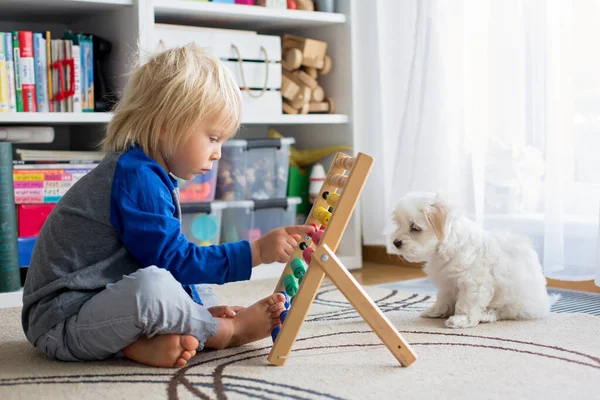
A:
[21,44,313,368]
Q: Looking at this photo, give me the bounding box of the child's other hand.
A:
[250,225,315,266]
[208,305,244,318]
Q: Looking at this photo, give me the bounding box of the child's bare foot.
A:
[122,334,198,368]
[205,293,286,349]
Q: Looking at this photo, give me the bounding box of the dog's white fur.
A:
[388,191,557,329]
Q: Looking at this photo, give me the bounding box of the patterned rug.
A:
[378,278,600,316]
[1,278,599,400]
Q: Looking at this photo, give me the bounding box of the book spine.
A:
[0,142,22,292]
[18,31,36,113]
[0,35,8,112]
[4,33,16,112]
[34,33,48,112]
[84,39,93,112]
[72,45,82,113]
[12,32,23,112]
[46,31,53,112]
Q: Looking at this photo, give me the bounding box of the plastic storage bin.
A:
[177,161,219,203]
[221,197,301,243]
[181,201,226,247]
[216,138,294,201]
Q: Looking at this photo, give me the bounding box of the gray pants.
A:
[34,266,220,362]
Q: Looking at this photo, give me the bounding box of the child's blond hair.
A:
[102,44,242,158]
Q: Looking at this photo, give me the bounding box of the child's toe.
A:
[271,293,286,304]
[180,335,199,351]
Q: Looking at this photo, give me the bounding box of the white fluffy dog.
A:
[388,191,557,329]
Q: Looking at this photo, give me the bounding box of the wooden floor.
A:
[351,262,600,293]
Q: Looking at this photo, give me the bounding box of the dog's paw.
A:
[445,314,480,329]
[421,306,451,319]
[480,310,498,323]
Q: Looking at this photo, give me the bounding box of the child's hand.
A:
[208,305,245,318]
[250,225,315,266]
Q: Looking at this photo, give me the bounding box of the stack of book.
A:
[0,30,95,113]
[13,149,101,204]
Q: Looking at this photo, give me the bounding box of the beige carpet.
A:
[1,278,599,400]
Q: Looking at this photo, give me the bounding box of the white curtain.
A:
[358,0,600,286]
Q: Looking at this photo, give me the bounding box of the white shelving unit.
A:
[0,0,364,301]
[0,112,348,125]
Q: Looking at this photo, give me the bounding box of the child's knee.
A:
[126,266,181,297]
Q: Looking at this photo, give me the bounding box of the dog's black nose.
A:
[393,239,403,249]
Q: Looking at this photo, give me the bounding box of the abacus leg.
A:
[314,244,417,367]
[267,264,327,366]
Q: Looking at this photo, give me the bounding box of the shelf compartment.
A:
[153,0,346,31]
[0,0,133,24]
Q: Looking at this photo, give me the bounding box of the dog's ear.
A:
[424,200,448,241]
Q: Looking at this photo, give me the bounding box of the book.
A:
[46,31,53,112]
[33,33,49,112]
[15,149,106,161]
[12,32,23,112]
[72,44,82,113]
[18,31,36,112]
[0,142,22,292]
[0,36,8,112]
[4,33,17,112]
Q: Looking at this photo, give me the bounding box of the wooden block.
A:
[303,66,318,79]
[319,55,332,75]
[282,34,327,69]
[308,97,335,114]
[283,48,303,71]
[299,102,310,114]
[290,86,311,109]
[302,56,325,70]
[309,102,329,113]
[293,70,318,89]
[311,85,325,102]
[283,100,299,114]
[281,74,301,101]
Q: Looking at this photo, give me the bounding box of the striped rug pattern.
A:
[379,278,600,316]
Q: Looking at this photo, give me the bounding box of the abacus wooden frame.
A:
[267,152,417,367]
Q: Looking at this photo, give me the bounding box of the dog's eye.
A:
[410,223,421,232]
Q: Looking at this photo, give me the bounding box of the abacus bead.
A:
[291,258,306,279]
[280,310,288,323]
[303,247,315,264]
[283,274,299,297]
[271,326,281,342]
[312,230,323,245]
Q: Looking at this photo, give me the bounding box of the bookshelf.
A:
[0,0,364,297]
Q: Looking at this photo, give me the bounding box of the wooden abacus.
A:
[268,152,418,367]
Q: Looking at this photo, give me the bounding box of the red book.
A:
[18,31,37,112]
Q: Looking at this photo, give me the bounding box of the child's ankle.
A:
[205,318,234,350]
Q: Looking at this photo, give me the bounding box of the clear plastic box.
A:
[220,197,301,243]
[215,137,295,201]
[177,161,219,203]
[180,201,226,247]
